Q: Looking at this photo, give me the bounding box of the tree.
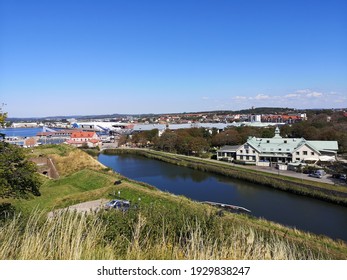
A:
[0,104,7,139]
[261,128,274,138]
[154,131,177,152]
[0,142,41,198]
[211,129,242,146]
[188,137,209,156]
[117,135,128,147]
[0,104,7,126]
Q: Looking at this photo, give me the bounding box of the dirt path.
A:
[48,199,109,218]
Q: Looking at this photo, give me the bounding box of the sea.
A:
[0,127,44,138]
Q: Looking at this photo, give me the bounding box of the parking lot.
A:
[209,158,347,186]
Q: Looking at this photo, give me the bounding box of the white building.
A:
[217,127,338,166]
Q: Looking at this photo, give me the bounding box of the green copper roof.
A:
[247,137,305,153]
[306,141,338,151]
[218,127,339,155]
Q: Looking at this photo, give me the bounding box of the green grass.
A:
[11,169,117,214]
[2,144,347,260]
[26,144,75,157]
[4,165,346,259]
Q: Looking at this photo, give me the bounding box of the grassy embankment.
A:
[103,148,347,206]
[1,144,347,260]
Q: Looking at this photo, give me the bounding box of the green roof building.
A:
[217,127,338,165]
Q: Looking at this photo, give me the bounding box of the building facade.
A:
[66,131,101,148]
[217,127,338,165]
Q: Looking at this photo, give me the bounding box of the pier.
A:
[203,201,251,213]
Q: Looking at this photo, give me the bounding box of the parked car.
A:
[104,199,130,211]
[309,173,322,179]
[332,174,346,180]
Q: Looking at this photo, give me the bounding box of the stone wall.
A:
[30,157,60,179]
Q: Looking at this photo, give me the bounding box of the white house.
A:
[217,127,338,166]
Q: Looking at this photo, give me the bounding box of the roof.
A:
[306,141,339,152]
[243,128,338,155]
[246,136,305,153]
[133,124,167,131]
[38,129,81,137]
[66,139,98,144]
[217,145,242,152]
[37,132,54,136]
[133,123,232,131]
[71,132,96,138]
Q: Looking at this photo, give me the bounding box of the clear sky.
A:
[1,0,346,117]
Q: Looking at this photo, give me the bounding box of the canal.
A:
[98,153,347,242]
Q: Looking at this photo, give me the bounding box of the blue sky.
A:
[1,0,346,117]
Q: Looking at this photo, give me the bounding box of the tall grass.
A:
[0,210,112,260]
[0,209,337,260]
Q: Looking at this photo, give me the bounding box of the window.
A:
[311,152,314,155]
[246,150,249,154]
[296,158,300,161]
[284,140,287,143]
[296,152,299,155]
[303,151,308,155]
[246,156,249,160]
[240,155,244,160]
[240,150,243,153]
[278,148,282,151]
[253,150,256,154]
[267,140,270,143]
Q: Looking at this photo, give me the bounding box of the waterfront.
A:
[0,127,43,137]
[98,153,347,242]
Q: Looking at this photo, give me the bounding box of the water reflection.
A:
[98,153,347,241]
[116,154,209,182]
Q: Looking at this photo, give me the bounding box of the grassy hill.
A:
[1,145,347,260]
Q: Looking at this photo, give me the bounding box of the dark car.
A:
[104,199,130,211]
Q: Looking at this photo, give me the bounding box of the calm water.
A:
[0,127,43,137]
[98,153,347,242]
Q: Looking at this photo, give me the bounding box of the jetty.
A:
[204,201,251,213]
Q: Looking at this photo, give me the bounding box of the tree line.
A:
[121,111,347,155]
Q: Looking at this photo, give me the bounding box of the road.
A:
[213,160,346,186]
[48,199,108,218]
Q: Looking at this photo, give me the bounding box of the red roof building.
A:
[66,131,101,148]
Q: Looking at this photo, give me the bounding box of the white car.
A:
[309,173,322,179]
[104,200,130,211]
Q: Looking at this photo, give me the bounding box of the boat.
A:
[203,201,251,213]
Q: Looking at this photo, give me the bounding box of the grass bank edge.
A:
[102,148,347,206]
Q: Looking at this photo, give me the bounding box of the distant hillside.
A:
[7,107,346,122]
[192,107,297,115]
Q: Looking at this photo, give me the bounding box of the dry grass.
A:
[0,210,114,260]
[49,149,106,177]
[0,210,338,260]
[27,145,107,177]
